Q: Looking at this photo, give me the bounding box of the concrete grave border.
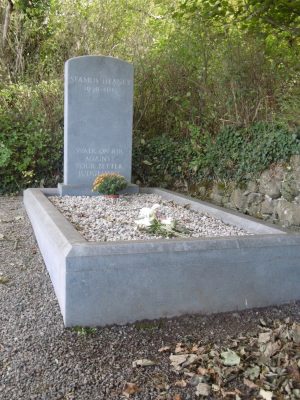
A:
[24,188,300,327]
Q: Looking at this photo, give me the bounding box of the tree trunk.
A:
[2,0,14,49]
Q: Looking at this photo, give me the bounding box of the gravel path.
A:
[49,194,251,241]
[0,196,299,400]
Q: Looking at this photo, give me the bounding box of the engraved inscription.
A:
[70,75,131,96]
[70,76,131,86]
[74,147,126,178]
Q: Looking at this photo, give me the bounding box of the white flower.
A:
[138,204,160,220]
[160,217,174,227]
[134,217,152,228]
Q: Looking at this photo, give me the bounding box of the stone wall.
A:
[199,155,300,228]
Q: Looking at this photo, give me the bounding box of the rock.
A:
[247,181,258,193]
[230,188,247,212]
[294,195,300,205]
[210,183,225,205]
[259,170,282,199]
[197,186,206,199]
[281,179,299,202]
[276,199,300,227]
[290,154,300,172]
[246,193,263,216]
[261,196,275,215]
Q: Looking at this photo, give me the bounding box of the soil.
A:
[0,196,299,400]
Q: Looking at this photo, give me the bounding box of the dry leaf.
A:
[132,359,156,368]
[243,378,258,389]
[175,343,187,354]
[152,373,169,391]
[212,384,220,392]
[0,276,10,284]
[182,354,199,368]
[221,350,240,366]
[195,383,210,397]
[220,389,237,397]
[169,354,188,370]
[287,364,300,382]
[191,344,199,353]
[260,318,267,326]
[260,341,280,359]
[244,365,260,380]
[259,389,273,400]
[158,346,171,353]
[197,367,208,376]
[122,382,140,398]
[291,322,300,344]
[173,395,182,400]
[258,331,272,343]
[175,379,187,388]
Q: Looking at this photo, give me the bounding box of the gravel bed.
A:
[1,196,299,400]
[49,194,251,241]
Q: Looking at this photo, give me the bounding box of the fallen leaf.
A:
[287,364,300,381]
[291,322,300,344]
[173,395,182,400]
[182,354,199,368]
[122,382,140,398]
[260,341,280,360]
[191,344,199,353]
[221,350,240,366]
[169,354,188,370]
[0,276,10,284]
[132,359,156,368]
[158,346,171,353]
[175,343,187,354]
[259,389,273,400]
[175,379,187,388]
[220,389,237,397]
[243,378,258,389]
[258,331,272,343]
[197,367,208,376]
[244,365,260,380]
[152,373,169,391]
[212,384,220,392]
[195,383,210,397]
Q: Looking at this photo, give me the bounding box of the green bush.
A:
[0,80,63,194]
[190,122,300,182]
[133,134,195,188]
[133,123,300,188]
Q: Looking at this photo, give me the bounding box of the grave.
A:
[58,55,138,195]
[24,56,300,327]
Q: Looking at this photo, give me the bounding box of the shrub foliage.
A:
[0,1,299,193]
[0,81,63,193]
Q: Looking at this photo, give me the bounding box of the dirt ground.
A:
[0,196,299,400]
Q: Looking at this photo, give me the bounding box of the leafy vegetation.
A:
[133,123,300,188]
[92,173,127,195]
[0,81,63,193]
[0,0,299,193]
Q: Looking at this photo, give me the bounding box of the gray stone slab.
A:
[24,188,300,327]
[142,188,286,234]
[58,182,139,196]
[61,56,134,194]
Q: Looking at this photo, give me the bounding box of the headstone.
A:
[58,55,138,195]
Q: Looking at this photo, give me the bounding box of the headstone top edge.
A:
[65,55,132,67]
